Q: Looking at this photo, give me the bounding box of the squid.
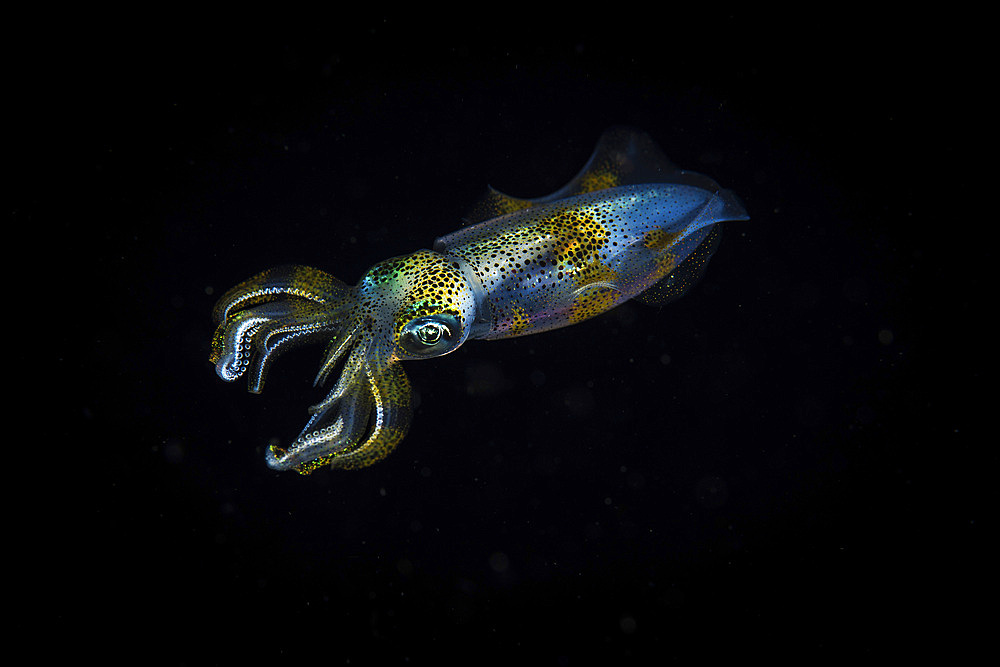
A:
[209,127,749,474]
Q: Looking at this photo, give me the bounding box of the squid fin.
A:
[462,126,710,225]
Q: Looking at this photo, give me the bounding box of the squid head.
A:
[209,250,484,473]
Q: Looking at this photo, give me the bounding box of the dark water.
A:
[30,16,985,664]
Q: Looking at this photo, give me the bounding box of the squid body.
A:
[209,127,749,474]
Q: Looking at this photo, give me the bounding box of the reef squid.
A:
[209,127,749,474]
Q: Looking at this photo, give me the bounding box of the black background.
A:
[21,12,987,664]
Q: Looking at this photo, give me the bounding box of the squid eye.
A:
[416,323,446,344]
[399,314,462,357]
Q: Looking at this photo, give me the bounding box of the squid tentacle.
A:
[328,361,413,470]
[244,305,347,393]
[210,264,357,390]
[308,340,370,415]
[270,361,413,474]
[266,378,374,472]
[313,326,359,388]
[212,264,349,324]
[211,301,305,382]
[211,298,350,389]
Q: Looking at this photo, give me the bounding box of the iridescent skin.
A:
[210,127,749,474]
